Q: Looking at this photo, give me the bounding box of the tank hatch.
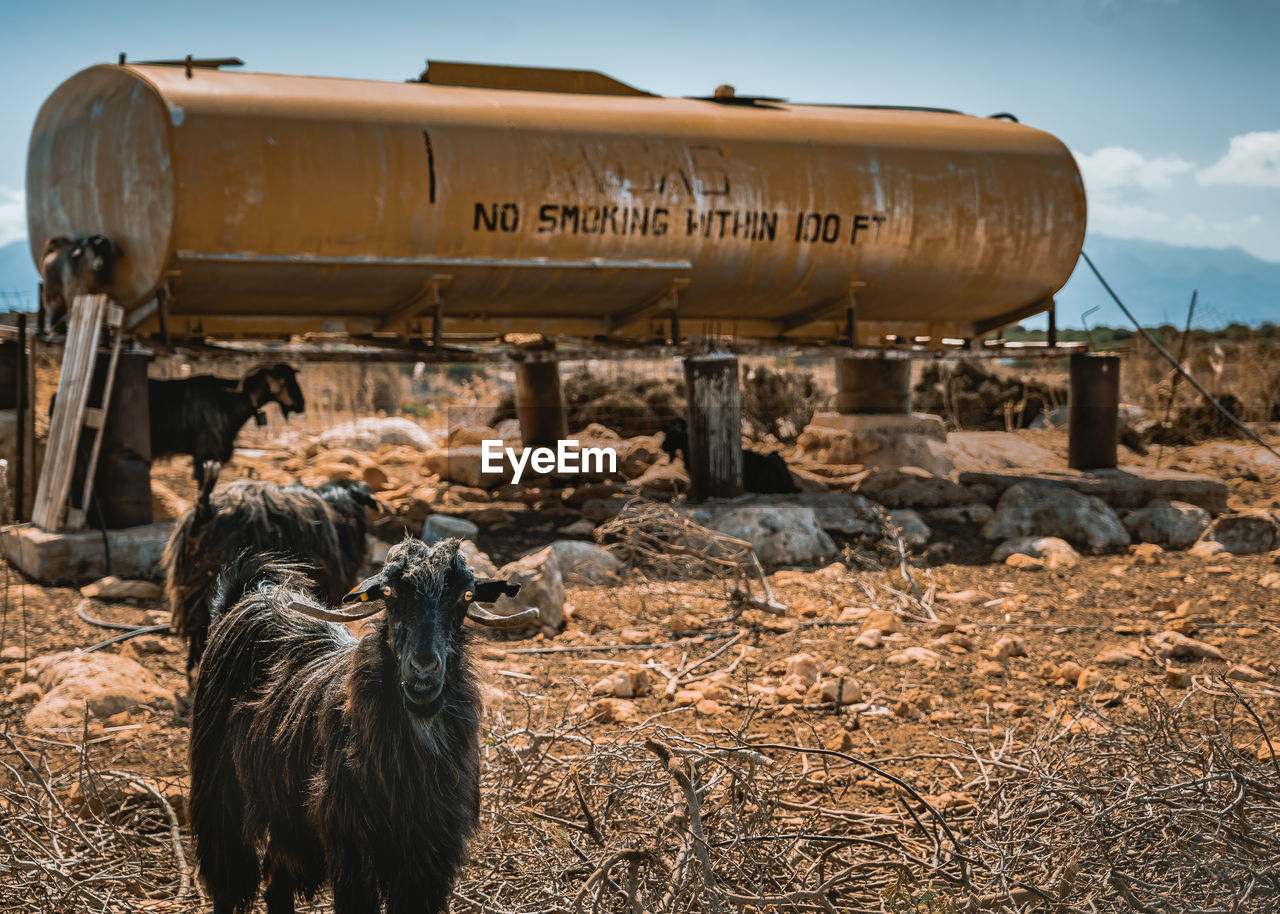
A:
[416,60,655,97]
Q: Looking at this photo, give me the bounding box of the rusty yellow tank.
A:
[26,61,1086,342]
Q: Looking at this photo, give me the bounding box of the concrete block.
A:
[1,521,174,584]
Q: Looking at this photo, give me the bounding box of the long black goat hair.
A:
[189,538,529,914]
[160,461,382,681]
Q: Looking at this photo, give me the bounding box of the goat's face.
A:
[344,538,517,716]
[83,235,122,282]
[264,364,306,418]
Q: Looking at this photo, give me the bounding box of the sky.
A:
[2,0,1278,265]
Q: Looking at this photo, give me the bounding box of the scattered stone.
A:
[1227,664,1267,683]
[558,518,597,538]
[631,459,688,496]
[591,667,652,698]
[819,678,862,705]
[1164,665,1192,689]
[1126,545,1164,568]
[938,589,988,604]
[586,698,638,723]
[1191,539,1228,558]
[1123,499,1210,549]
[1196,512,1280,556]
[493,546,566,631]
[985,635,1029,661]
[694,699,724,716]
[854,629,883,649]
[1004,553,1044,570]
[319,417,438,452]
[548,540,623,585]
[982,482,1130,553]
[22,652,176,729]
[976,660,1005,678]
[863,610,903,634]
[7,681,42,703]
[361,465,391,492]
[1043,660,1084,687]
[885,509,931,550]
[1152,630,1225,662]
[928,503,996,526]
[707,505,836,565]
[855,466,973,508]
[421,514,480,545]
[1260,572,1280,589]
[1076,668,1106,691]
[79,577,162,601]
[886,647,943,669]
[1095,647,1143,667]
[459,540,499,578]
[785,653,824,686]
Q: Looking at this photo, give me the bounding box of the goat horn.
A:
[288,600,383,623]
[465,605,541,630]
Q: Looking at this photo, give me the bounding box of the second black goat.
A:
[150,364,305,487]
[160,461,382,680]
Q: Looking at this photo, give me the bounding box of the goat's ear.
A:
[342,572,391,605]
[471,579,520,603]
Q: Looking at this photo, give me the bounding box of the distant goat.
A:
[40,234,122,330]
[190,539,531,914]
[662,417,799,494]
[161,461,381,681]
[149,363,305,486]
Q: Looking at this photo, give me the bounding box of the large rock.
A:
[460,540,499,578]
[21,652,176,729]
[318,417,439,452]
[982,482,1130,554]
[423,446,515,488]
[1124,499,1211,549]
[494,546,566,630]
[549,540,623,584]
[1195,512,1280,556]
[707,505,836,565]
[885,509,931,549]
[856,466,973,508]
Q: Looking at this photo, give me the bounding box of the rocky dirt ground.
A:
[2,422,1279,912]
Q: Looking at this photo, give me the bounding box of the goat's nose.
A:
[408,652,442,678]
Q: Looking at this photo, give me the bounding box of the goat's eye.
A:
[381,585,393,597]
[464,590,474,603]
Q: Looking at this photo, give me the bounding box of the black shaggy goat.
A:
[161,461,382,681]
[40,234,122,331]
[662,417,799,494]
[190,538,530,914]
[150,364,305,487]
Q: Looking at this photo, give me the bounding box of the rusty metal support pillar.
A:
[74,350,154,528]
[683,353,744,501]
[835,356,912,414]
[514,360,568,449]
[1068,353,1119,470]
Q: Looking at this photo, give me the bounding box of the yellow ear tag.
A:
[359,592,369,602]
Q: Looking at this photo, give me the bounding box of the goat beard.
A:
[402,690,444,717]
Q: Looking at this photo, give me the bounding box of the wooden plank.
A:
[75,326,124,529]
[31,294,107,530]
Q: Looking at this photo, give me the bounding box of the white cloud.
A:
[1073,146,1193,193]
[0,188,26,247]
[1196,131,1280,188]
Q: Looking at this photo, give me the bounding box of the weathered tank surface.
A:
[26,61,1086,342]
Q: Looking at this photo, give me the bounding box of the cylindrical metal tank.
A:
[27,63,1086,341]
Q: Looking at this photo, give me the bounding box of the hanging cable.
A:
[1079,250,1280,461]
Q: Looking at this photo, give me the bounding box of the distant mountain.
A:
[1053,235,1280,330]
[0,239,38,312]
[2,233,1277,328]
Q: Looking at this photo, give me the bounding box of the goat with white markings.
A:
[161,461,382,682]
[189,538,531,914]
[149,363,305,487]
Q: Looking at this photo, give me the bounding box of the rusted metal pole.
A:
[514,361,568,449]
[835,356,912,414]
[1047,302,1057,348]
[15,314,27,521]
[1068,353,1119,470]
[683,354,744,501]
